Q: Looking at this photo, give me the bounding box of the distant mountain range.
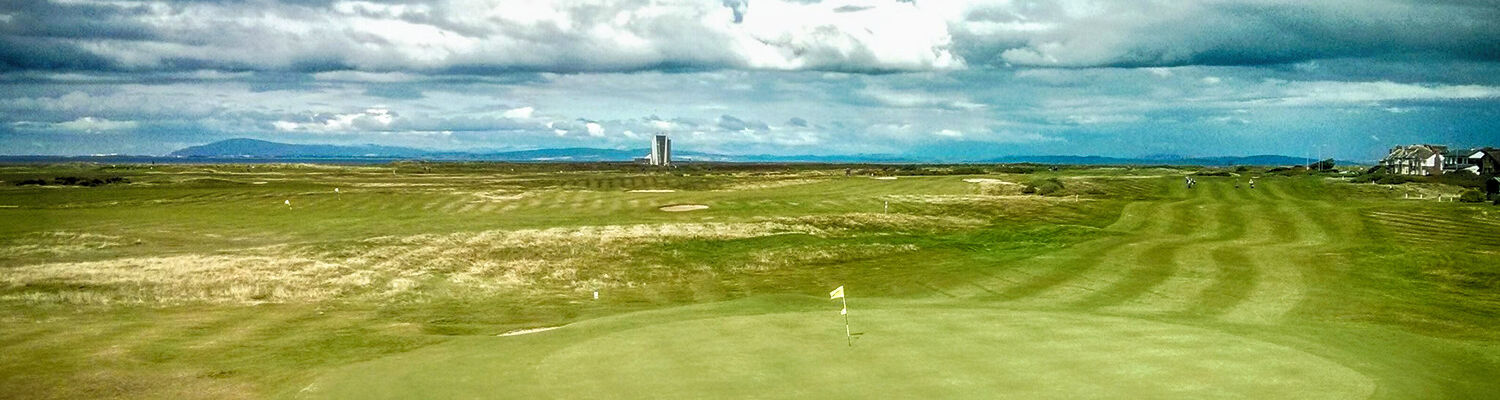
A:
[165,138,1337,166]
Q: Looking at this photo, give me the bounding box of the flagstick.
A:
[842,295,851,347]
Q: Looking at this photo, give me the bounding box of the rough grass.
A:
[0,163,1497,399]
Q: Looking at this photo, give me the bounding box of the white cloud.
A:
[502,106,535,119]
[935,129,963,137]
[53,117,137,133]
[274,108,397,132]
[1273,81,1500,105]
[859,86,986,110]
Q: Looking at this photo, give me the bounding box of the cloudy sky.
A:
[2,0,1498,160]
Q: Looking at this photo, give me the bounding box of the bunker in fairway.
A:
[309,307,1375,399]
[659,204,709,212]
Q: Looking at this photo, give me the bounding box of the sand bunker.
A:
[498,326,562,337]
[659,204,709,212]
[963,178,1018,185]
[873,177,898,180]
[629,189,676,193]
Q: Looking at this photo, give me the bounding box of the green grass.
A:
[311,297,1374,399]
[1,163,1497,399]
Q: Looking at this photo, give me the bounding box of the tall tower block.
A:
[651,133,671,166]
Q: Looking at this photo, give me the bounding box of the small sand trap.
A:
[628,189,676,193]
[659,204,709,212]
[963,178,1018,185]
[498,326,561,337]
[251,181,268,185]
[873,177,898,180]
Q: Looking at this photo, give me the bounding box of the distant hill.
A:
[167,138,1337,166]
[169,138,430,158]
[167,138,906,162]
[983,154,1325,166]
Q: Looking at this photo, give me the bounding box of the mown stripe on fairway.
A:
[1069,240,1188,310]
[1064,188,1229,310]
[949,194,1180,301]
[1213,198,1311,324]
[1187,246,1260,316]
[1100,187,1257,315]
[1002,195,1209,308]
[1364,210,1500,245]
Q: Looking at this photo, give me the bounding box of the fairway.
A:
[1,164,1497,399]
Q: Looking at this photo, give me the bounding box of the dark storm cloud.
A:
[363,85,425,100]
[1,1,1498,159]
[717,114,769,131]
[956,1,1500,68]
[2,0,1495,73]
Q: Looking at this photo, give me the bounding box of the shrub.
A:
[16,179,47,186]
[1192,170,1232,177]
[993,165,1041,174]
[1432,170,1484,189]
[1459,190,1486,203]
[1375,174,1424,185]
[1024,177,1065,196]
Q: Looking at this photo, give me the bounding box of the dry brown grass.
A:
[714,178,825,191]
[883,194,1085,205]
[739,243,919,272]
[1,214,979,306]
[0,231,129,259]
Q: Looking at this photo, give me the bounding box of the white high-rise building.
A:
[650,133,671,166]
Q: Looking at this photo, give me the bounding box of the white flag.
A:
[829,286,844,299]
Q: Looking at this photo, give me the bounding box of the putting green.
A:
[306,306,1374,399]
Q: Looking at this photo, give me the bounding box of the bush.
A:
[1432,170,1484,189]
[1023,177,1065,196]
[13,176,128,187]
[993,165,1042,174]
[1459,190,1486,203]
[1192,170,1232,177]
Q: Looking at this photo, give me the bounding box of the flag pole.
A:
[842,295,850,347]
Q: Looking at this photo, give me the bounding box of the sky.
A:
[2,0,1498,161]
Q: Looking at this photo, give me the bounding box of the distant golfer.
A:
[285,199,291,208]
[1249,179,1255,189]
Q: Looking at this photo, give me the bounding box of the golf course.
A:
[1,163,1497,399]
